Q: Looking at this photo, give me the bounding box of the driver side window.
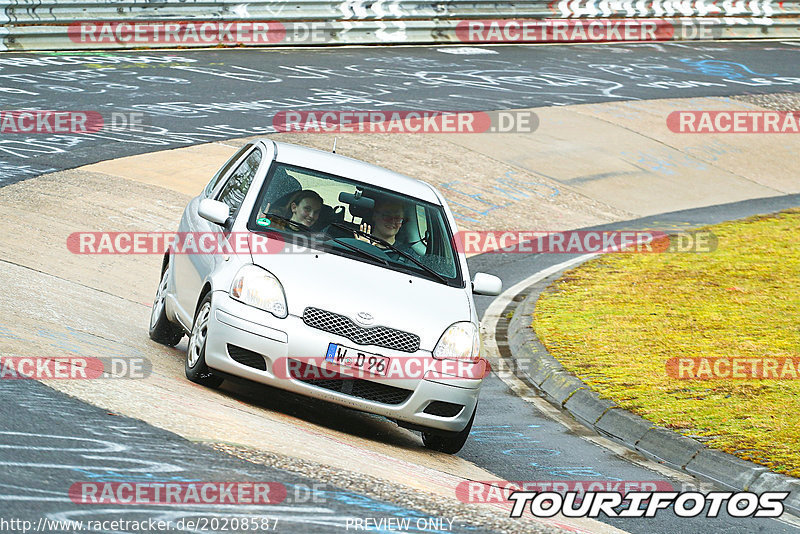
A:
[204,143,253,198]
[217,147,262,216]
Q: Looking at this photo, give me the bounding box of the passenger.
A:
[287,190,323,228]
[261,189,323,229]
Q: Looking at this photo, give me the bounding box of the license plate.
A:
[325,343,390,377]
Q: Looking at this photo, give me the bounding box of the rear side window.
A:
[217,147,262,215]
[415,205,429,243]
[203,143,253,198]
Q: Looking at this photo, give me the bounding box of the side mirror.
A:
[198,198,230,226]
[472,273,502,296]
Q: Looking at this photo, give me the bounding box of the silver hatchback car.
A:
[149,140,502,453]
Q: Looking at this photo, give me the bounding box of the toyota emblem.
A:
[356,312,374,325]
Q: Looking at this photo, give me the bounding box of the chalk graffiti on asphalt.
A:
[443,171,560,223]
[0,161,57,184]
[0,45,797,184]
[470,424,622,480]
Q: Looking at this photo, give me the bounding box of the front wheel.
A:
[421,403,477,454]
[148,265,184,346]
[185,294,224,389]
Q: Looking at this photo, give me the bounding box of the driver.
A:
[355,197,420,260]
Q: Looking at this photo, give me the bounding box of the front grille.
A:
[227,345,267,371]
[290,360,412,405]
[302,307,420,353]
[423,401,464,418]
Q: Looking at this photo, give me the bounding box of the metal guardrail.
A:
[3,0,800,21]
[1,0,799,51]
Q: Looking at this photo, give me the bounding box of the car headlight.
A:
[230,265,287,318]
[433,322,480,363]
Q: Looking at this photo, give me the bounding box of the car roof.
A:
[267,140,442,205]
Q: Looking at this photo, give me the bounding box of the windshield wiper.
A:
[259,213,312,233]
[329,222,448,284]
[328,237,389,266]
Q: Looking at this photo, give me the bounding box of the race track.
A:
[1,41,799,534]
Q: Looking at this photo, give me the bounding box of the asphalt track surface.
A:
[0,379,491,534]
[1,41,800,184]
[1,42,799,534]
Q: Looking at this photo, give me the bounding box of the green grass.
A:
[533,209,800,476]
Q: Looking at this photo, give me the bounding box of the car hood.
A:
[248,240,471,351]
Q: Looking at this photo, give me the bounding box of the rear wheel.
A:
[421,403,476,454]
[185,295,224,389]
[148,265,184,346]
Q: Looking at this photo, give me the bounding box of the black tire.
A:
[421,403,477,454]
[185,294,224,389]
[148,264,184,346]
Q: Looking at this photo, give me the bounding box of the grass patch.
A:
[533,209,800,476]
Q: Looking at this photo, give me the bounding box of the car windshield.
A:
[247,162,462,287]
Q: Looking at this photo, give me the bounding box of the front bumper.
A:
[203,292,482,432]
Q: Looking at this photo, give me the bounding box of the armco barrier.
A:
[1,0,799,50]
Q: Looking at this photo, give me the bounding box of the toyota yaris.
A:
[148,139,502,453]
